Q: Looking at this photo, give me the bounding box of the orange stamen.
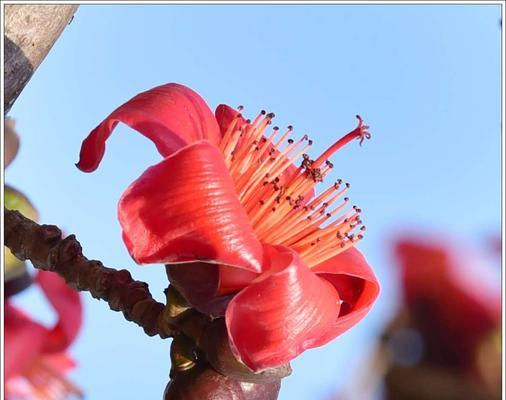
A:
[218,109,369,267]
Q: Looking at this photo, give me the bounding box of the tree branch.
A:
[4,208,174,338]
[4,5,79,113]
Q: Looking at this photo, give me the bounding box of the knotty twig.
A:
[4,208,174,338]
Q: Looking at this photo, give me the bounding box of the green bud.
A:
[4,185,39,221]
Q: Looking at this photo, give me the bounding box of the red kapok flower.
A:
[5,271,83,399]
[77,83,379,371]
[395,237,500,372]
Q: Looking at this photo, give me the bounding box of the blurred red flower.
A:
[5,271,83,399]
[395,237,500,375]
[77,83,379,371]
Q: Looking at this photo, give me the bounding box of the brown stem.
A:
[4,208,174,338]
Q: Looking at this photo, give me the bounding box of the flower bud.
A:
[5,185,39,221]
[163,366,280,400]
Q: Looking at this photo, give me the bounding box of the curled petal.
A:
[311,247,380,345]
[119,141,263,272]
[218,264,259,295]
[77,83,221,172]
[36,271,83,353]
[226,245,340,371]
[4,302,47,379]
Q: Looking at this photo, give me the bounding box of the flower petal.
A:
[215,104,248,136]
[43,352,77,373]
[310,247,380,345]
[396,239,500,320]
[225,245,340,371]
[36,271,83,353]
[77,83,221,172]
[395,239,500,367]
[218,264,259,295]
[119,141,263,271]
[4,302,47,379]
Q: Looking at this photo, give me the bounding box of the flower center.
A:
[219,108,370,268]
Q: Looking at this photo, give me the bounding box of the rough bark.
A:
[4,208,175,338]
[4,4,78,113]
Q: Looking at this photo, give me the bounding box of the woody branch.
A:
[4,208,175,338]
[4,4,79,113]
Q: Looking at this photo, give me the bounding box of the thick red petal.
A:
[218,264,259,295]
[310,247,380,345]
[226,245,340,371]
[77,83,221,172]
[119,141,263,271]
[4,302,47,379]
[36,271,83,353]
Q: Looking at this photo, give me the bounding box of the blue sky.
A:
[6,4,501,399]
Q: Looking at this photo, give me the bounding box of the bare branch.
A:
[4,5,79,113]
[4,208,174,338]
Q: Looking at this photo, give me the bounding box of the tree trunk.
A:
[4,4,79,113]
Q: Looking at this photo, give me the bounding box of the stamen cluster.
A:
[219,109,370,267]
